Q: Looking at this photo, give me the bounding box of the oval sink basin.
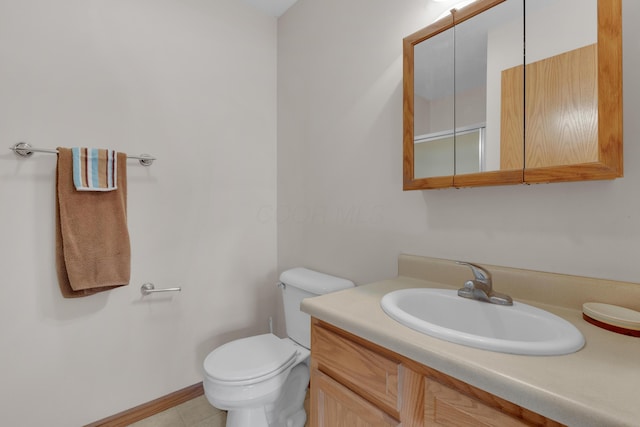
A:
[380,288,584,356]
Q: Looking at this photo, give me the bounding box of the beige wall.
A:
[0,0,277,425]
[277,0,640,286]
[1,0,638,425]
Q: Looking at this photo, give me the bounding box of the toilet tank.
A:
[279,267,354,349]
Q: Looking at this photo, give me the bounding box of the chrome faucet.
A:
[456,262,513,306]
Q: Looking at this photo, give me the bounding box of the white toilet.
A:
[203,267,354,427]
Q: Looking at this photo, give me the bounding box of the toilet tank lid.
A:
[280,267,354,295]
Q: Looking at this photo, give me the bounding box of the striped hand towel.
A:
[72,147,118,191]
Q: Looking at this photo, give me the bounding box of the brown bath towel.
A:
[55,147,131,297]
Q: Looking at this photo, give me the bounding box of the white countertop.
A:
[301,276,640,427]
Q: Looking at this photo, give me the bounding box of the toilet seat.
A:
[204,334,299,386]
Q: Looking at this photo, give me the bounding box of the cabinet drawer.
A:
[425,377,528,426]
[311,322,400,414]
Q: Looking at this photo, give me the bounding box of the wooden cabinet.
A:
[403,0,622,190]
[309,318,564,427]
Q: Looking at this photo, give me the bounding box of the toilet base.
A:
[220,363,309,427]
[266,364,309,427]
[226,407,269,427]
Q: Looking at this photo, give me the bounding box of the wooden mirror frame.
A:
[403,0,622,190]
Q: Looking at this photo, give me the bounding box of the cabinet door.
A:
[311,369,400,427]
[523,0,622,183]
[312,322,400,415]
[424,377,529,426]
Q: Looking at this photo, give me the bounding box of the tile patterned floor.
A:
[128,396,226,427]
[131,391,310,427]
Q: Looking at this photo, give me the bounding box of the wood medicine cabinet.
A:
[403,0,622,190]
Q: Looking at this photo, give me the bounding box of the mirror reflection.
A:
[413,27,454,178]
[414,127,484,177]
[524,0,598,169]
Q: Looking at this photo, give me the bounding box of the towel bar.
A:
[9,142,156,166]
[141,283,181,296]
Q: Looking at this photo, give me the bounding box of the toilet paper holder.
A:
[140,283,182,296]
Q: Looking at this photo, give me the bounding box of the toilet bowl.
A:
[204,334,310,427]
[202,268,354,427]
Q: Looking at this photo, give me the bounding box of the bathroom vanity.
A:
[301,255,640,427]
[310,319,560,426]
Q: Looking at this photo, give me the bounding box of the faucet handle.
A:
[456,261,491,284]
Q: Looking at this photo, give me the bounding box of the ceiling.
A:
[241,0,300,17]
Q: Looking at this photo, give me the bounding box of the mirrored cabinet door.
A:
[453,0,524,187]
[525,0,598,169]
[523,0,622,183]
[413,27,455,181]
[404,15,455,189]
